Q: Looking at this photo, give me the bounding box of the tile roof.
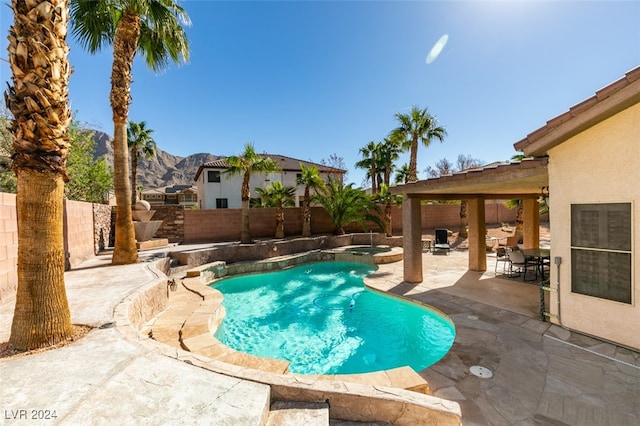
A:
[514,66,640,156]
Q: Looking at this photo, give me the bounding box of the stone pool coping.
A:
[123,256,461,424]
[178,275,431,394]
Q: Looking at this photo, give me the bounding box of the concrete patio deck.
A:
[1,243,639,425]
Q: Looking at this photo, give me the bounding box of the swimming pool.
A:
[211,261,455,375]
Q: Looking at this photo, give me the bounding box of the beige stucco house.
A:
[514,66,640,350]
[393,66,639,351]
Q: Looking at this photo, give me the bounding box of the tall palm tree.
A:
[355,141,379,193]
[392,105,447,182]
[127,120,156,206]
[225,143,279,243]
[70,0,190,265]
[314,177,376,235]
[297,163,325,237]
[6,0,74,350]
[255,181,295,238]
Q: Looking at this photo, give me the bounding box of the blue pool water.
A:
[211,261,455,375]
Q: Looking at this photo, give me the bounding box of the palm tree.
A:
[6,0,74,350]
[378,135,402,188]
[392,105,447,182]
[372,184,403,237]
[313,177,376,235]
[127,121,156,206]
[225,143,280,243]
[394,164,410,185]
[70,0,190,265]
[355,141,379,194]
[255,181,296,238]
[297,163,325,237]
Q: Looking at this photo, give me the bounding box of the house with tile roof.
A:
[193,154,345,210]
[513,66,640,350]
[141,185,198,208]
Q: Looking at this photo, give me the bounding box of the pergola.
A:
[390,157,549,283]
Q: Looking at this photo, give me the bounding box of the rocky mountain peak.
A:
[90,130,218,189]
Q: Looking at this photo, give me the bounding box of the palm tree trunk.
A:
[459,200,468,238]
[7,0,74,350]
[370,164,377,194]
[10,170,73,350]
[275,207,284,238]
[110,11,140,265]
[302,205,311,237]
[240,172,252,243]
[112,122,138,264]
[385,200,392,237]
[408,136,418,182]
[302,187,311,237]
[241,198,251,243]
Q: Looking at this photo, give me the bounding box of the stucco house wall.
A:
[547,102,640,350]
[194,154,347,210]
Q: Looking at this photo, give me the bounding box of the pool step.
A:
[266,401,329,426]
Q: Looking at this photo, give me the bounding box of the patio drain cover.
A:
[470,365,493,379]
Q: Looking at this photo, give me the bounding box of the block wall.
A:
[0,193,17,303]
[64,199,96,269]
[184,202,519,243]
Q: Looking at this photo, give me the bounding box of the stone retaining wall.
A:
[151,205,185,243]
[93,203,112,254]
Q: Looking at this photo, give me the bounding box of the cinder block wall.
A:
[0,194,102,302]
[183,202,519,243]
[64,199,96,269]
[0,193,17,303]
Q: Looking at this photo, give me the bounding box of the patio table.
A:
[522,248,551,281]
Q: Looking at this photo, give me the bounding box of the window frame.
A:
[208,170,221,183]
[215,198,228,209]
[570,202,633,304]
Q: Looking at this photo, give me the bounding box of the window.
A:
[216,198,228,209]
[208,171,221,183]
[182,194,194,202]
[296,173,302,182]
[571,203,632,304]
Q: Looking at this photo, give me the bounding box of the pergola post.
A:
[467,198,487,271]
[402,196,423,283]
[522,198,540,249]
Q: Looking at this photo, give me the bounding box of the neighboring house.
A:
[514,66,640,351]
[194,154,344,209]
[141,185,198,208]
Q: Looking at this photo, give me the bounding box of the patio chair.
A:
[433,229,451,255]
[506,249,529,279]
[494,246,510,275]
[500,235,520,249]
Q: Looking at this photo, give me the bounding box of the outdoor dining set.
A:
[495,242,551,282]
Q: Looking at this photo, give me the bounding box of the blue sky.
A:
[1,1,639,187]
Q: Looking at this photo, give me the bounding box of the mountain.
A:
[91,130,218,188]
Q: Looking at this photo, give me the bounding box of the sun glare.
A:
[426,34,449,64]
